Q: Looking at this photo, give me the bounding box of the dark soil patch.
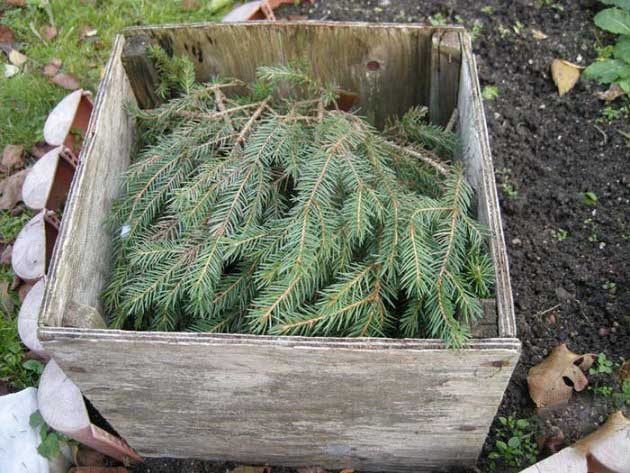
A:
[134,1,629,472]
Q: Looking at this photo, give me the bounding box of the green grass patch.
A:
[0,0,231,150]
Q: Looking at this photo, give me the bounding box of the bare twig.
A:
[384,141,450,176]
[445,108,458,133]
[593,124,608,146]
[235,97,272,146]
[534,304,561,318]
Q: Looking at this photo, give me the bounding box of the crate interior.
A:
[40,22,514,340]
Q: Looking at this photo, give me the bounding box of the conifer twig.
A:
[384,141,450,176]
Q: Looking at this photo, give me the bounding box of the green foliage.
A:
[614,379,630,405]
[551,228,568,241]
[584,1,630,92]
[582,191,599,206]
[590,353,614,375]
[482,86,500,100]
[0,0,232,152]
[0,211,32,243]
[104,60,494,347]
[0,306,41,389]
[29,410,71,460]
[488,416,538,469]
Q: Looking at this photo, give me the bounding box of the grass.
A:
[0,0,232,392]
[0,0,232,150]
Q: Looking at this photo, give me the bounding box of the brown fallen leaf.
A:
[0,168,29,210]
[51,72,80,90]
[551,59,583,97]
[79,25,98,40]
[0,281,15,314]
[6,0,27,6]
[17,281,34,303]
[619,360,630,381]
[595,83,626,103]
[531,28,548,40]
[2,144,24,172]
[182,0,200,10]
[42,59,62,78]
[287,15,308,20]
[0,25,15,44]
[8,48,28,66]
[527,344,595,408]
[1,245,13,265]
[73,446,108,467]
[31,141,55,159]
[42,25,57,41]
[521,411,630,473]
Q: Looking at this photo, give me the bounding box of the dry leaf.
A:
[4,64,19,78]
[595,83,626,103]
[531,28,548,40]
[17,281,34,303]
[6,0,27,6]
[79,25,98,39]
[73,446,108,467]
[521,412,630,473]
[0,169,29,210]
[619,360,630,381]
[229,467,271,473]
[1,245,12,265]
[42,59,62,77]
[551,59,583,96]
[0,281,15,314]
[527,344,595,408]
[51,73,80,90]
[340,469,355,473]
[182,0,200,10]
[0,25,15,44]
[2,144,24,172]
[8,48,28,66]
[31,141,55,159]
[42,25,57,41]
[297,468,329,473]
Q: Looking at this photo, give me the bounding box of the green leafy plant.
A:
[582,191,599,206]
[103,60,495,347]
[29,410,72,460]
[488,416,538,469]
[551,228,568,241]
[590,353,615,375]
[583,0,630,92]
[592,385,614,396]
[482,85,500,100]
[613,379,630,406]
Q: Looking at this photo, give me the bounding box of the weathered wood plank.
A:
[457,35,516,337]
[122,22,459,128]
[41,328,520,472]
[121,34,161,109]
[429,30,461,127]
[40,34,136,327]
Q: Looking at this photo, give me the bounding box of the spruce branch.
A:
[104,53,495,346]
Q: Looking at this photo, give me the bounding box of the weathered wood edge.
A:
[38,34,129,329]
[40,327,520,352]
[459,35,516,338]
[121,20,466,35]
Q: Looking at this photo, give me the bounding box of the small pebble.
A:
[512,238,522,246]
[599,327,610,336]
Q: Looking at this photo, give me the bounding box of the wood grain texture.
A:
[122,21,461,128]
[40,34,136,328]
[457,35,516,337]
[41,328,520,472]
[429,30,461,127]
[38,23,519,471]
[121,34,161,109]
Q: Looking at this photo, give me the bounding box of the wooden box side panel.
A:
[457,37,516,338]
[43,329,519,472]
[125,22,455,127]
[40,35,136,327]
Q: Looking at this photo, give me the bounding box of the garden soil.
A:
[133,1,629,471]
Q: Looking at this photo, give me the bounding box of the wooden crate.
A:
[39,22,519,472]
